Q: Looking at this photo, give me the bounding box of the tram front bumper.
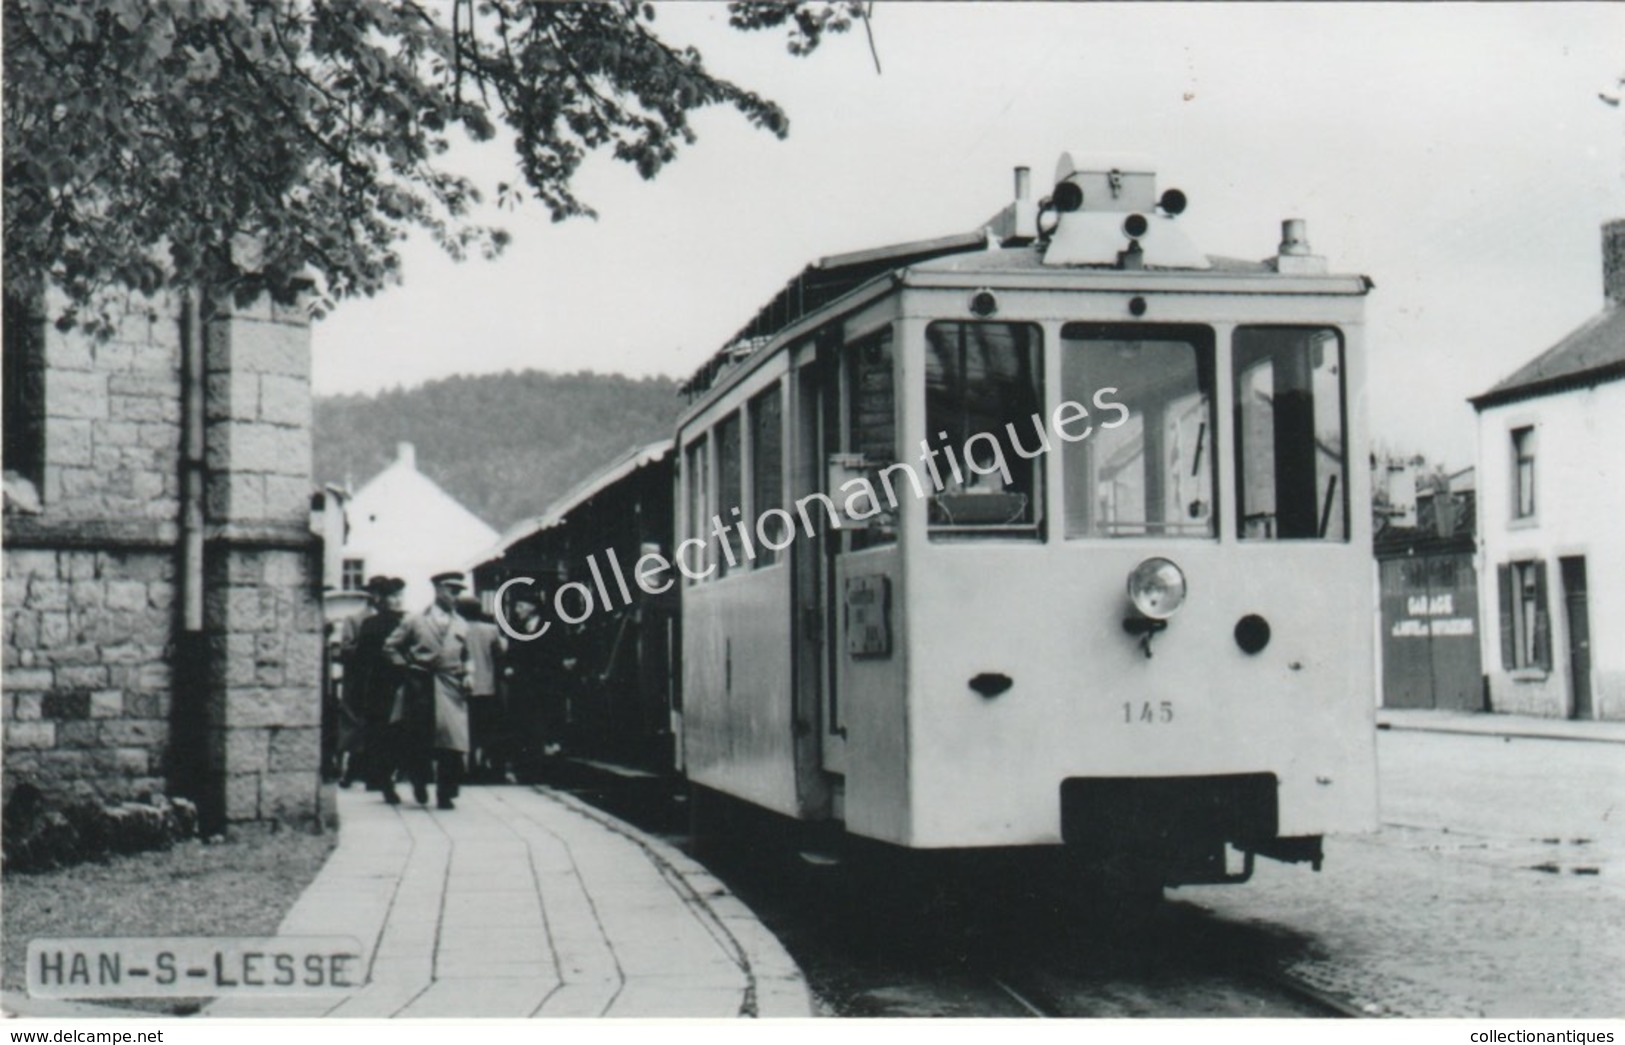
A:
[1059,773,1279,855]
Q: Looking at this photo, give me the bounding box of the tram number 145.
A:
[1123,701,1174,724]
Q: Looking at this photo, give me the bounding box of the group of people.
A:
[332,571,564,810]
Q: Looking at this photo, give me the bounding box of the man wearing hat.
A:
[384,572,473,809]
[349,577,407,795]
[335,575,396,786]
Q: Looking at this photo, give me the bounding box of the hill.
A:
[314,370,684,530]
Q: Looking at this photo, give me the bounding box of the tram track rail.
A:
[547,768,1380,1019]
[1250,967,1371,1018]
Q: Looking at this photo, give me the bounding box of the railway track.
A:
[549,771,1375,1019]
[984,963,1366,1019]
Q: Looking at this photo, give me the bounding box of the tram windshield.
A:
[924,322,1044,533]
[1061,324,1216,539]
[1232,326,1347,541]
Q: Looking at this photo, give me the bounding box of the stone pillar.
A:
[198,296,324,830]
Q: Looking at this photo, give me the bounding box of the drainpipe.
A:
[173,288,211,820]
[181,290,205,632]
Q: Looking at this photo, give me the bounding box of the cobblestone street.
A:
[1181,729,1624,1018]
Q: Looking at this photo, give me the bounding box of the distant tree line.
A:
[314,368,683,529]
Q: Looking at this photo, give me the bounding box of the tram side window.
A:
[750,385,786,566]
[685,435,710,583]
[716,413,743,576]
[1233,326,1348,541]
[845,328,897,549]
[924,322,1043,533]
[1060,324,1215,540]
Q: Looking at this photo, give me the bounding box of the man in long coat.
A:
[384,572,472,809]
[351,577,406,795]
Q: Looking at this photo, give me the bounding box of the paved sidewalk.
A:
[1377,707,1625,744]
[200,785,811,1019]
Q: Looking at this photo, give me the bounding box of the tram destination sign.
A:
[27,937,365,999]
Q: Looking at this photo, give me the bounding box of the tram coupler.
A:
[1241,835,1325,872]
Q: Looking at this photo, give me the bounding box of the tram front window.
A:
[1061,324,1216,540]
[924,322,1043,532]
[1232,326,1347,541]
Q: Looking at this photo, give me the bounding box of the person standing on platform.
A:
[501,585,562,781]
[352,577,407,797]
[335,575,392,786]
[384,572,472,810]
[458,595,507,782]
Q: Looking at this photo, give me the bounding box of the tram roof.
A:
[1470,302,1625,410]
[681,230,1371,401]
[474,439,674,564]
[679,230,991,398]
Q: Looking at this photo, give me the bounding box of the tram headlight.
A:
[1126,557,1187,620]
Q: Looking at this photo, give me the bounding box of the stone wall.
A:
[4,298,181,807]
[3,291,324,830]
[2,548,174,803]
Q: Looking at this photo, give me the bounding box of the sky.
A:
[310,2,1625,470]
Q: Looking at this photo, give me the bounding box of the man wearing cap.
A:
[384,572,473,809]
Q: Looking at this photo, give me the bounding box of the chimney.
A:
[1603,220,1625,306]
[396,441,416,470]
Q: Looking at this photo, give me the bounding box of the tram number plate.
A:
[1122,701,1174,724]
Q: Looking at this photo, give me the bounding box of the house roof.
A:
[1470,303,1625,410]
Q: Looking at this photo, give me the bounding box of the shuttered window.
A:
[1498,560,1550,671]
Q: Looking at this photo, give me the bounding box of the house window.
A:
[3,291,46,491]
[341,558,366,591]
[1511,426,1536,520]
[1498,559,1550,672]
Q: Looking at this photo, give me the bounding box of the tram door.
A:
[792,340,848,783]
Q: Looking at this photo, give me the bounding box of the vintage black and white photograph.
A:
[2,0,1622,1028]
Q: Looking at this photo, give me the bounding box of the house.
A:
[3,289,325,830]
[1468,220,1625,721]
[339,442,498,611]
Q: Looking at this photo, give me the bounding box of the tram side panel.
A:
[832,545,911,844]
[681,563,801,817]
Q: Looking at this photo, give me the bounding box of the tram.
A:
[481,153,1379,887]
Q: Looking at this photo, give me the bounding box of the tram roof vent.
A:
[1271,218,1328,275]
[1040,152,1210,269]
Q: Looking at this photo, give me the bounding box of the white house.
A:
[340,442,499,611]
[1468,220,1625,721]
